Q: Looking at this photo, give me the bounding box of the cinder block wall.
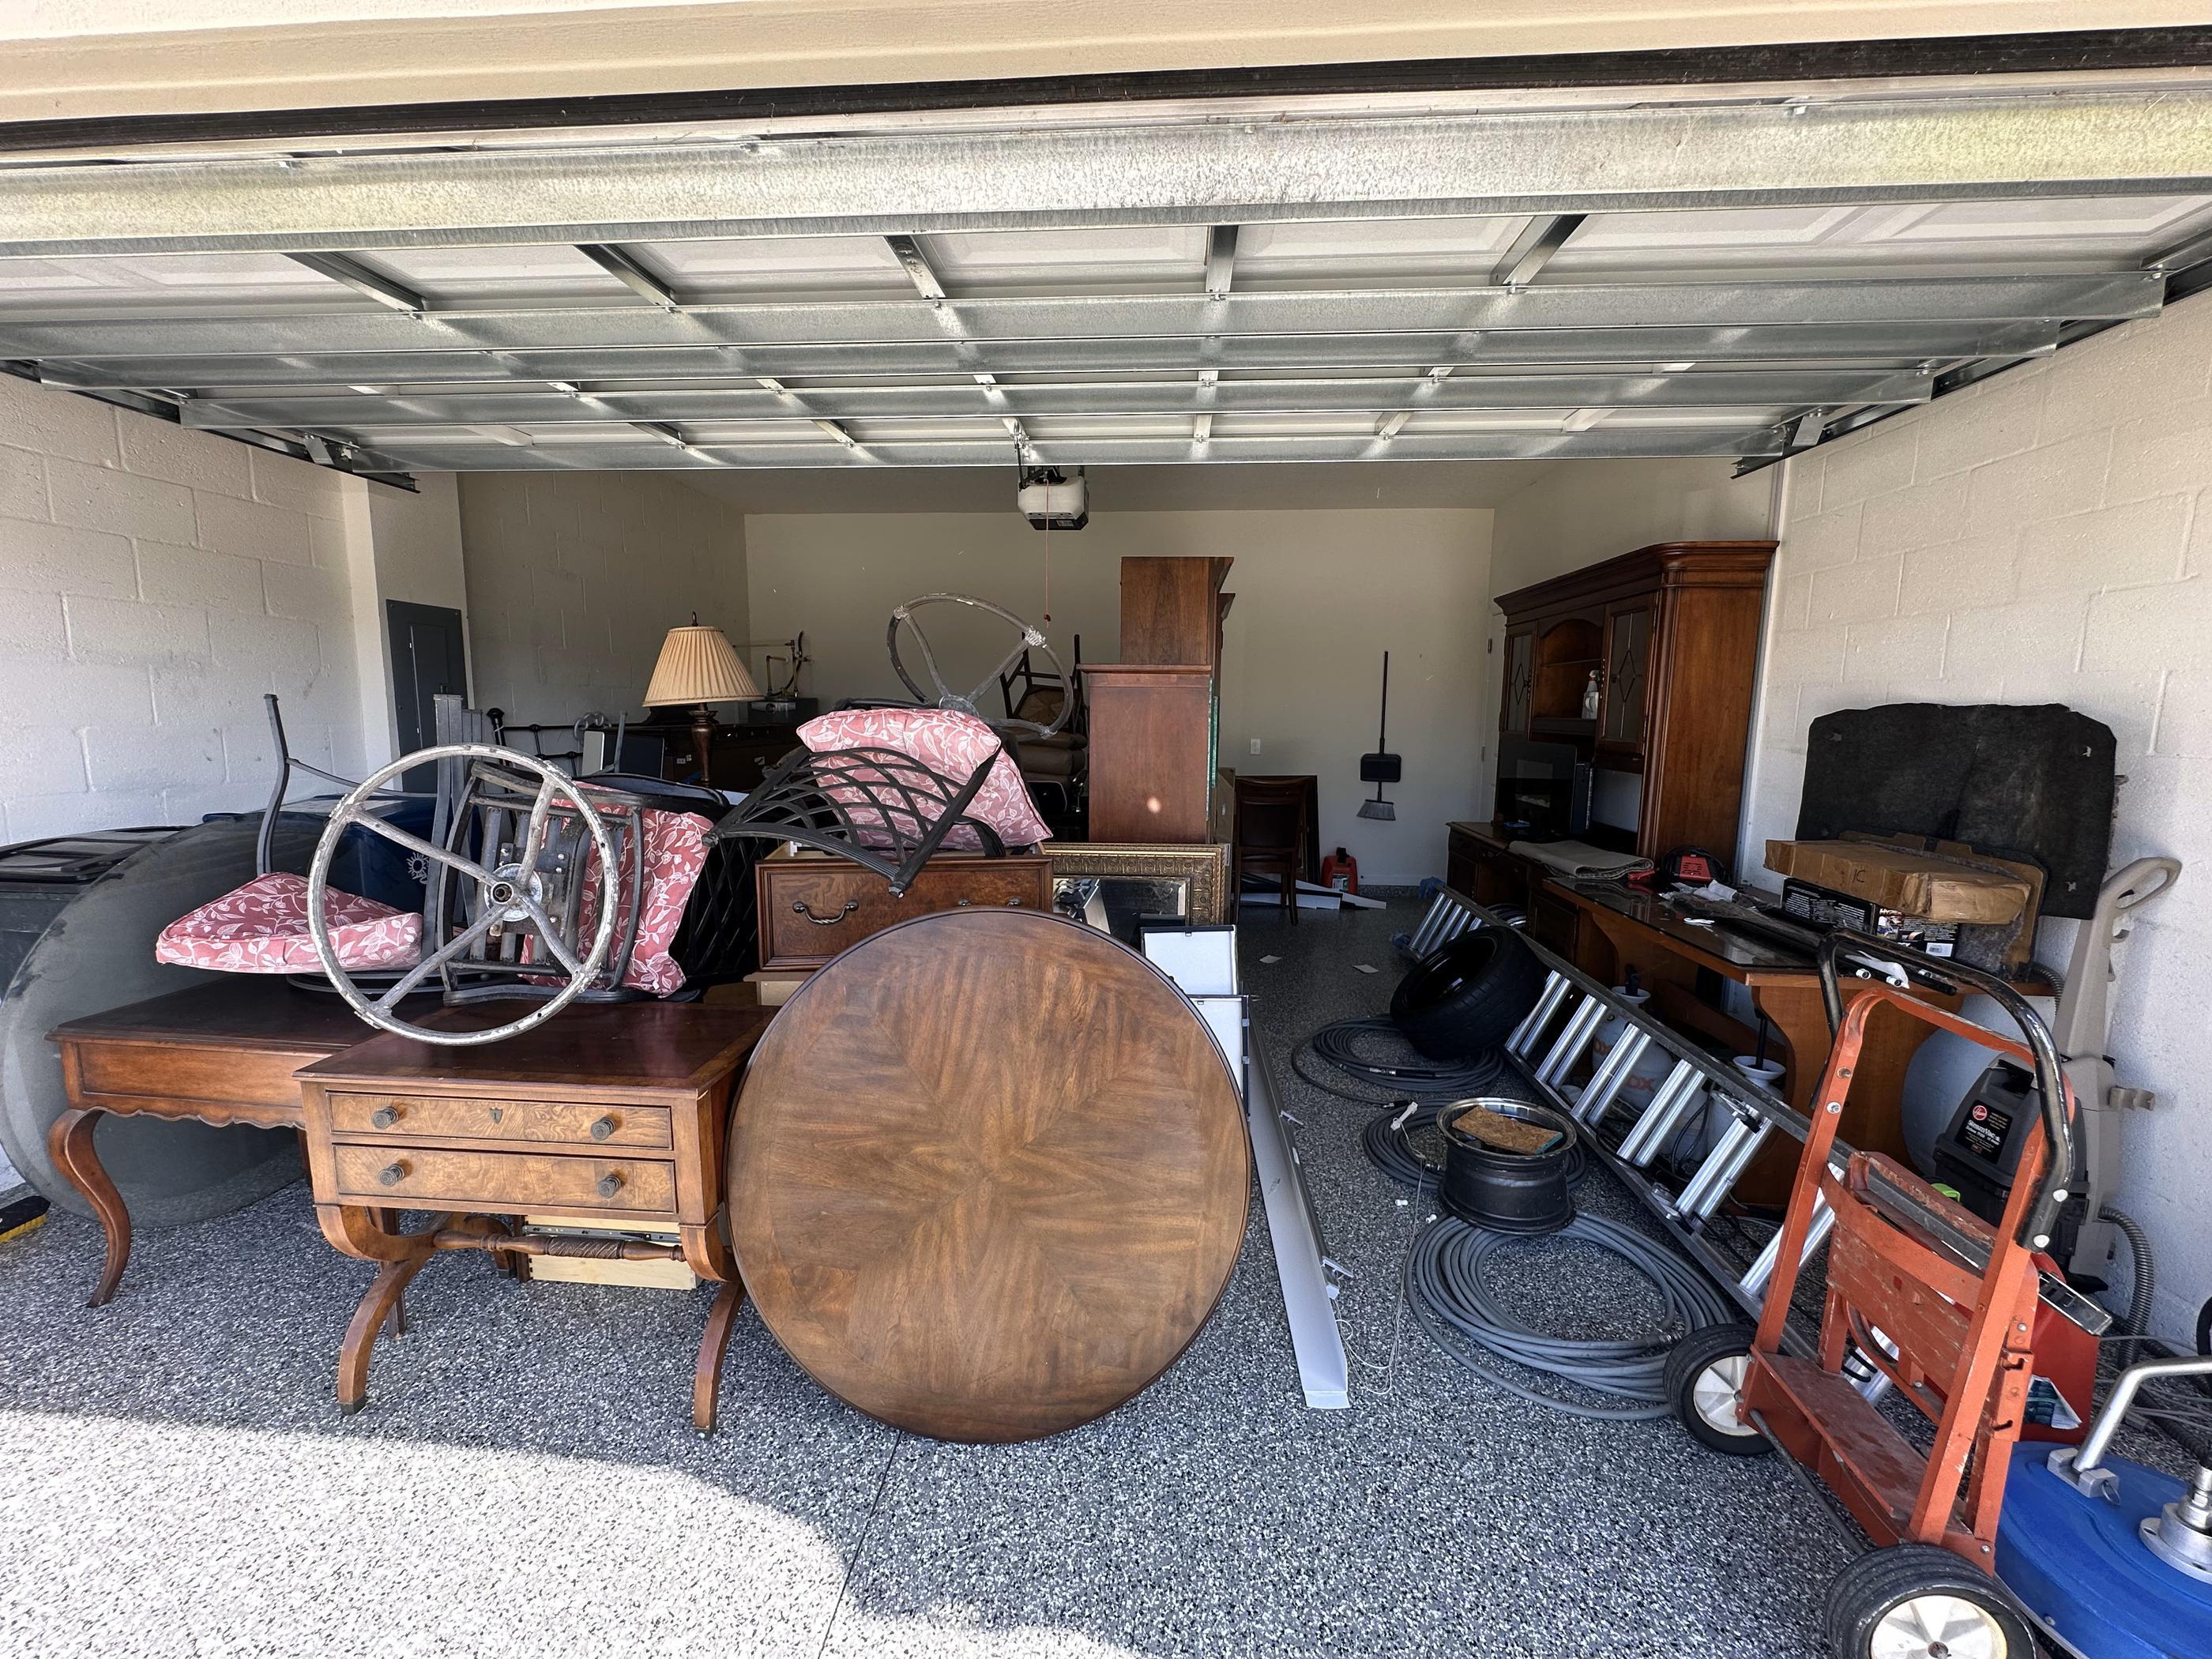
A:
[0,374,369,844]
[1747,290,2212,1340]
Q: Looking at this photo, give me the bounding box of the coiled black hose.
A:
[1361,1100,1441,1184]
[1405,1213,1735,1420]
[1300,1016,1505,1102]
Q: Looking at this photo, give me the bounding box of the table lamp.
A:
[642,618,758,788]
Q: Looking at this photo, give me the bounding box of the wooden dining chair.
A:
[1233,775,1311,924]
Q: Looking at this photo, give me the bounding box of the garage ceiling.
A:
[2,71,2210,482]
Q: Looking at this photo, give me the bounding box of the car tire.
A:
[1388,927,1547,1061]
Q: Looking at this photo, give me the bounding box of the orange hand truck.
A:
[1671,929,2080,1659]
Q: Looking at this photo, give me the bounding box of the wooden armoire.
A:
[1085,557,1232,843]
[1494,540,1776,859]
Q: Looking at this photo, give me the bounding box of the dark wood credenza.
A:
[754,849,1055,971]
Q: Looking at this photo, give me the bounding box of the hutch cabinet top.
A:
[1495,540,1777,617]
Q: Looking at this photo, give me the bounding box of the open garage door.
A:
[2,60,2210,482]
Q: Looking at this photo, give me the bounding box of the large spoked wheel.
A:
[308,744,620,1046]
[886,592,1071,739]
[1665,1322,1772,1458]
[1823,1545,2033,1659]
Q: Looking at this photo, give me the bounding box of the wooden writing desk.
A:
[1547,881,1964,1205]
[296,1001,769,1431]
[47,980,374,1307]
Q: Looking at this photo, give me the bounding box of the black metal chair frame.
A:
[483,708,630,775]
[255,693,432,879]
[257,694,670,1014]
[423,758,654,1006]
[997,634,1088,821]
[706,743,1007,898]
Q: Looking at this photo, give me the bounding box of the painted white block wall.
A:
[457,473,747,730]
[0,374,375,844]
[360,472,471,758]
[1749,291,2212,1341]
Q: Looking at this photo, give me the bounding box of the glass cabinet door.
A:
[1502,628,1535,736]
[1597,602,1653,751]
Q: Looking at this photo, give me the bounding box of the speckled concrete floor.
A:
[1,901,1847,1659]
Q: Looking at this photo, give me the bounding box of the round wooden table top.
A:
[728,907,1250,1443]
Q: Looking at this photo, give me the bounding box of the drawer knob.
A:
[596,1172,624,1199]
[370,1105,401,1129]
[793,898,860,927]
[377,1161,408,1187]
[589,1114,617,1142]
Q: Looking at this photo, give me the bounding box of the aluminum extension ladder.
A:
[1401,886,1836,1326]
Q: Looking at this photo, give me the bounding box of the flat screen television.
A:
[1495,738,1591,838]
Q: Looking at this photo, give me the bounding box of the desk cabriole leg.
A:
[47,1108,130,1308]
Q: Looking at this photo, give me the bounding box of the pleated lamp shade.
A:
[642,623,758,707]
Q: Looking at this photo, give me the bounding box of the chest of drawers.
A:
[754,849,1054,970]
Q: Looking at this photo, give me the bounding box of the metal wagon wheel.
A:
[307,744,620,1046]
[886,592,1071,739]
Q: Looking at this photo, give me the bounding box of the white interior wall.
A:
[359,471,470,760]
[745,507,1494,886]
[1488,457,1778,598]
[1751,292,2212,1341]
[456,472,747,730]
[0,372,380,845]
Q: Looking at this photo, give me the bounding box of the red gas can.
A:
[1320,847,1359,896]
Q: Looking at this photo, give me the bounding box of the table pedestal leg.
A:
[694,1279,747,1436]
[337,1243,436,1415]
[337,1246,435,1415]
[46,1108,130,1308]
[371,1209,408,1336]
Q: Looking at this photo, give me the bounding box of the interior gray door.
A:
[386,600,467,788]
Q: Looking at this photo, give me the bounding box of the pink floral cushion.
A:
[569,807,713,995]
[155,872,422,974]
[797,708,1051,851]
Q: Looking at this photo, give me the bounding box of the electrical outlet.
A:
[1249,738,1262,754]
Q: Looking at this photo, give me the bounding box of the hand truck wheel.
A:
[1823,1544,2034,1659]
[1665,1322,1770,1458]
